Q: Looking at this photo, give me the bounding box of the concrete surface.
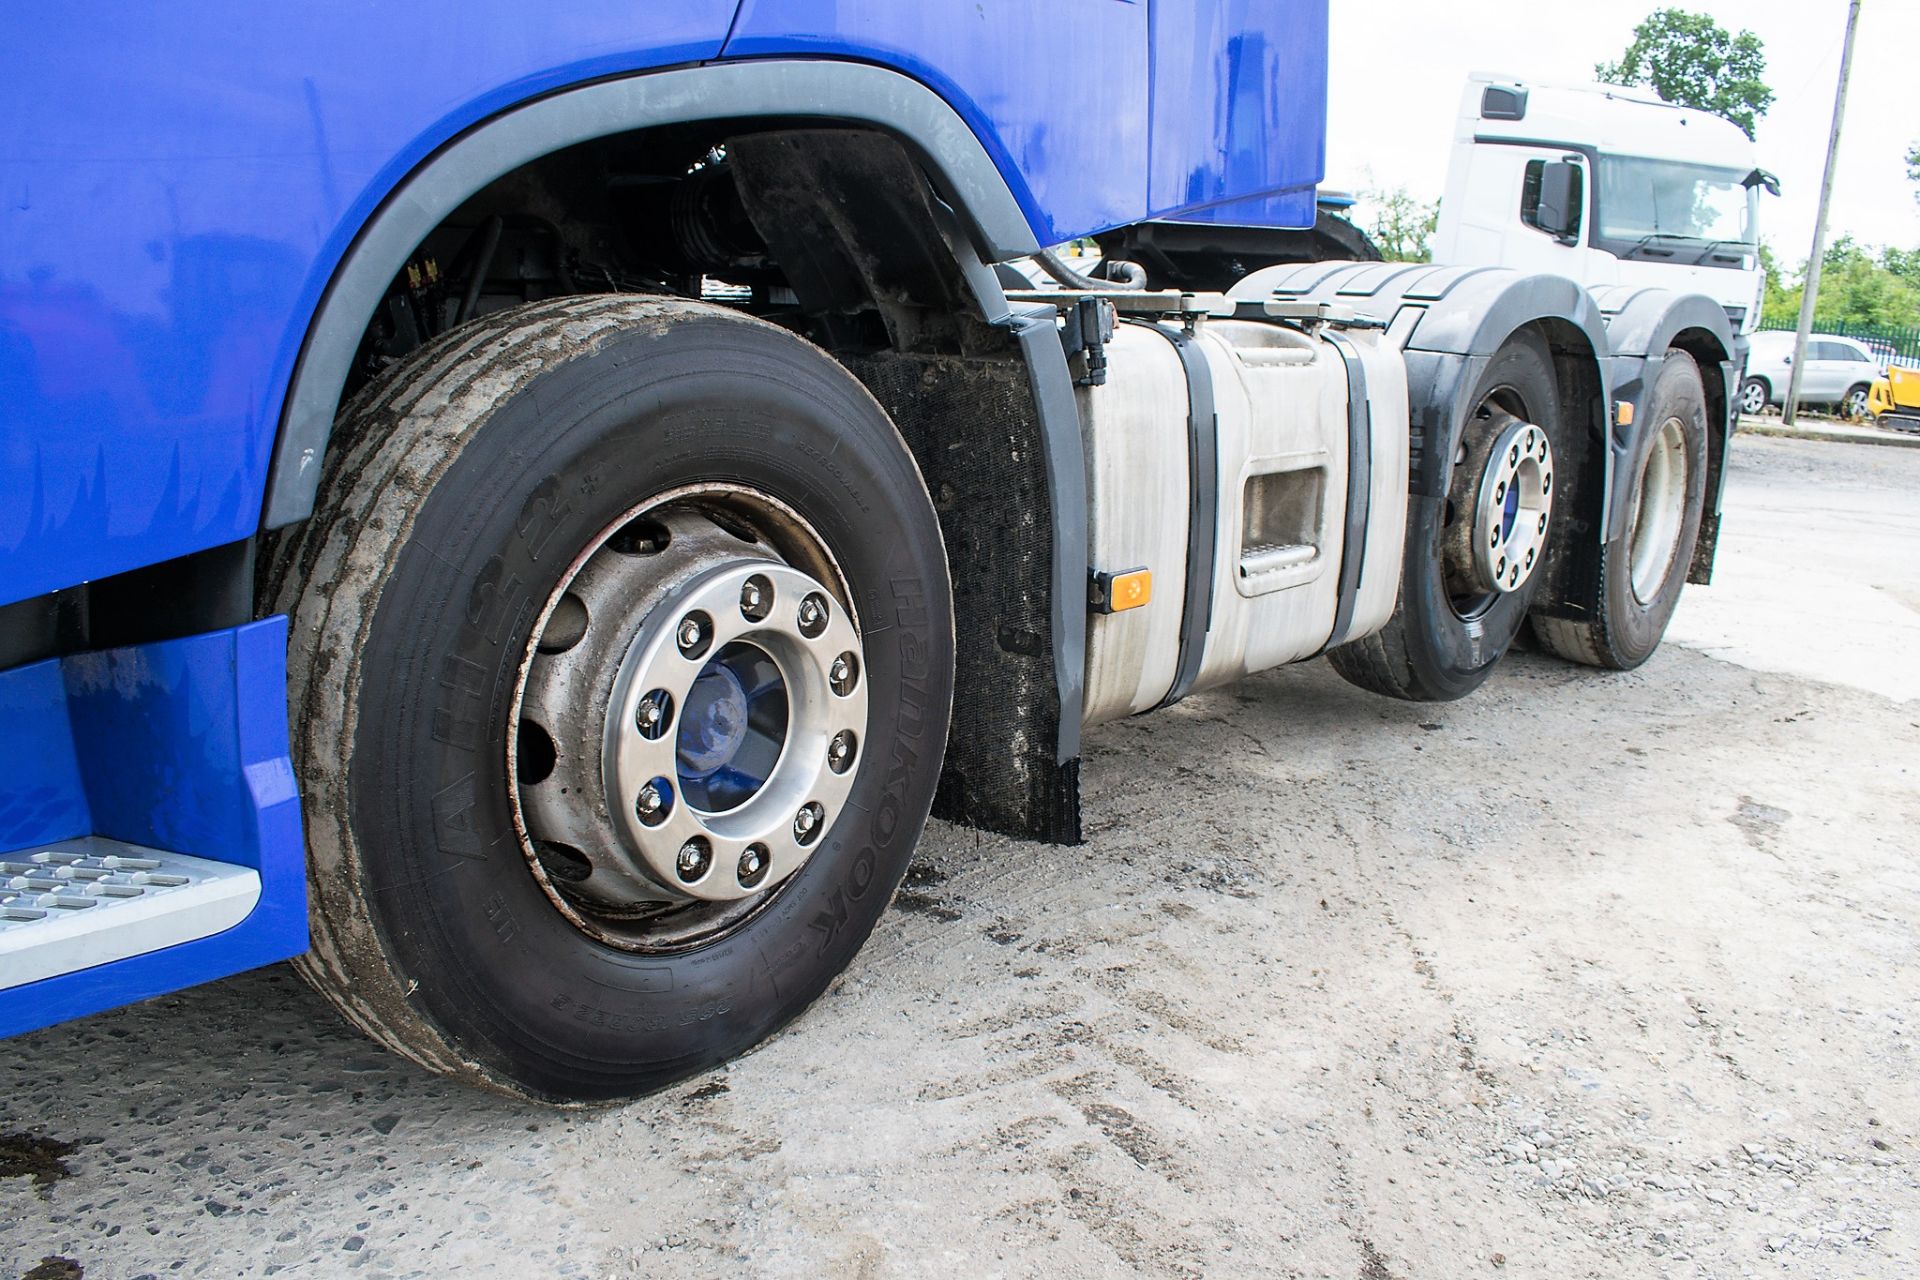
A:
[4,436,1918,1280]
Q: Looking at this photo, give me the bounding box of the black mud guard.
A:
[1228,261,1614,627]
[1589,286,1737,583]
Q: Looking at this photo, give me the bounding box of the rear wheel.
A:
[269,296,953,1101]
[1534,351,1708,670]
[1329,329,1564,701]
[1844,383,1871,419]
[1738,376,1769,416]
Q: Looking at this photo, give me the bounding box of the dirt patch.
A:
[0,1134,75,1189]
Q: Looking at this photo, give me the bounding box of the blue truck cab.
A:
[0,3,1736,1100]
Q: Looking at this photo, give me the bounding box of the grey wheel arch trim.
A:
[1592,289,1736,543]
[262,59,1043,529]
[1228,262,1611,500]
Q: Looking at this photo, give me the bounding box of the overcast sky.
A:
[1326,0,1920,262]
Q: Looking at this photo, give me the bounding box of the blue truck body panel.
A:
[0,3,741,607]
[0,619,307,1037]
[0,2,1327,1028]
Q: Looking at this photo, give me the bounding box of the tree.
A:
[1362,187,1438,263]
[1597,8,1774,140]
[1908,142,1920,201]
[1761,237,1920,331]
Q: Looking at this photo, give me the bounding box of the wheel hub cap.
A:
[1472,414,1554,595]
[514,503,868,915]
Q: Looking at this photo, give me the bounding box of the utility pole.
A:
[1784,0,1863,426]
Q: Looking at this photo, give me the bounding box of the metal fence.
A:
[1757,321,1920,369]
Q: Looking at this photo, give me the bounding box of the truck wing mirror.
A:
[1522,159,1584,243]
[1743,168,1781,197]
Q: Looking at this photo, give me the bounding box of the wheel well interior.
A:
[337,120,1012,408]
[1526,316,1610,625]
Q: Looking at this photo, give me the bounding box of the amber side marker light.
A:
[1090,567,1152,614]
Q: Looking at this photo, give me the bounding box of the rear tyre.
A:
[1738,376,1769,416]
[1329,329,1565,701]
[268,296,954,1102]
[1844,383,1871,419]
[1534,351,1708,670]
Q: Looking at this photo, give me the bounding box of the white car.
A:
[1739,331,1880,418]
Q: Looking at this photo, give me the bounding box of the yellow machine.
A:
[1869,364,1920,432]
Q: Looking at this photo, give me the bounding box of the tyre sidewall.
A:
[1601,354,1709,666]
[346,312,951,1100]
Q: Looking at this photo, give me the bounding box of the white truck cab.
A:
[1432,73,1774,337]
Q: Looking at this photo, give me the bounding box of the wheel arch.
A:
[261,59,1042,531]
[1598,291,1736,582]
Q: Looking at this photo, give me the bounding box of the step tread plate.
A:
[0,838,262,990]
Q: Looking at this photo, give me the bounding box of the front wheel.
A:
[1534,350,1708,670]
[1738,376,1769,416]
[269,296,954,1102]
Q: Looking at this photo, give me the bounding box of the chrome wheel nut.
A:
[738,843,770,889]
[675,837,712,883]
[827,730,856,774]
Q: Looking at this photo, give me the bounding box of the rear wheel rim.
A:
[1627,416,1689,605]
[1741,381,1766,415]
[507,485,868,953]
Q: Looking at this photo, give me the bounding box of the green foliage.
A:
[1762,236,1920,330]
[1908,142,1920,199]
[1597,8,1774,140]
[1757,243,1799,329]
[1362,187,1438,263]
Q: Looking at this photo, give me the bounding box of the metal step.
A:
[0,837,262,990]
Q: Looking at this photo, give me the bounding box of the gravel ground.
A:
[4,436,1917,1280]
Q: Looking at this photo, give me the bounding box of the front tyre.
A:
[1533,350,1708,671]
[269,297,954,1102]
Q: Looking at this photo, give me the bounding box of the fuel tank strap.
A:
[1318,330,1373,652]
[1156,326,1219,709]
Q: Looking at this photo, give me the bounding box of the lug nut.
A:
[1495,480,1507,503]
[793,802,825,846]
[1542,471,1552,494]
[1538,513,1548,533]
[1509,443,1521,465]
[738,843,770,889]
[828,730,857,774]
[636,778,672,826]
[636,690,674,739]
[676,613,708,656]
[829,652,859,697]
[675,837,712,883]
[741,575,773,622]
[797,593,829,639]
